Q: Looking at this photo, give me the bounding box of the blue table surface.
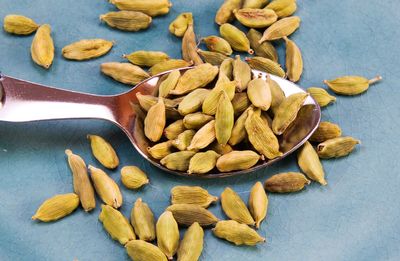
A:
[1,0,399,260]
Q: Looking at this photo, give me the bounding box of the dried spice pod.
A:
[121,166,149,189]
[187,120,216,150]
[243,0,269,8]
[166,204,219,227]
[220,23,254,54]
[259,16,301,42]
[269,78,285,114]
[164,120,186,140]
[3,14,38,35]
[136,92,180,111]
[131,198,156,241]
[149,59,192,76]
[249,182,268,229]
[264,172,310,193]
[208,142,234,155]
[215,91,234,145]
[32,193,80,222]
[188,150,221,174]
[232,92,251,116]
[229,107,255,146]
[213,220,265,246]
[144,98,166,142]
[178,88,210,115]
[197,49,229,66]
[216,150,262,172]
[233,55,252,92]
[177,222,204,261]
[310,122,342,143]
[31,24,54,69]
[172,130,196,151]
[324,75,382,96]
[101,62,150,85]
[219,58,234,79]
[261,111,273,128]
[87,134,119,169]
[272,92,308,135]
[202,35,233,55]
[169,12,193,37]
[183,112,214,130]
[126,240,168,261]
[89,165,123,209]
[100,11,152,31]
[160,151,196,171]
[247,78,272,110]
[245,56,285,77]
[156,211,180,260]
[202,80,236,115]
[110,0,172,17]
[317,137,361,159]
[182,23,203,65]
[65,149,96,212]
[221,187,255,225]
[158,70,181,97]
[215,0,242,25]
[297,141,327,185]
[147,140,174,159]
[62,39,113,61]
[284,36,303,82]
[99,205,136,245]
[266,0,297,18]
[246,108,282,159]
[124,50,169,67]
[234,8,278,28]
[307,87,336,107]
[171,186,219,207]
[247,28,278,62]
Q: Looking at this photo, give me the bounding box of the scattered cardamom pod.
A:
[231,93,250,116]
[177,222,204,261]
[266,0,297,18]
[183,112,214,129]
[247,77,272,110]
[158,70,181,97]
[187,120,216,150]
[87,134,119,169]
[202,80,236,115]
[243,0,269,8]
[172,130,196,151]
[215,90,234,145]
[269,78,286,114]
[62,39,113,61]
[245,56,286,78]
[121,166,149,189]
[136,92,180,111]
[317,137,361,159]
[324,75,382,95]
[233,55,252,92]
[221,187,255,225]
[100,11,152,31]
[160,151,196,171]
[259,16,301,42]
[213,220,265,246]
[166,204,219,227]
[247,28,278,62]
[126,240,167,261]
[131,198,156,241]
[124,50,169,67]
[264,172,310,193]
[156,211,180,260]
[215,0,242,25]
[249,182,268,229]
[219,23,254,54]
[32,193,80,222]
[234,8,278,28]
[164,120,186,140]
[219,58,234,79]
[149,59,192,76]
[147,140,174,159]
[101,62,150,85]
[229,106,255,146]
[307,87,336,107]
[110,0,172,17]
[182,23,203,65]
[31,24,54,69]
[169,12,193,37]
[310,121,342,143]
[297,141,327,185]
[144,97,166,142]
[216,150,262,172]
[284,36,303,82]
[188,150,221,174]
[202,35,233,55]
[3,14,39,35]
[208,142,234,155]
[178,88,210,115]
[171,186,218,207]
[197,49,228,65]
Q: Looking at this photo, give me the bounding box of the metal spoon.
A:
[0,68,320,178]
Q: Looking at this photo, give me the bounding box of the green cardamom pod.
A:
[87,134,119,169]
[131,198,156,241]
[208,142,234,155]
[172,130,196,151]
[215,90,234,145]
[126,240,167,261]
[31,24,54,69]
[243,0,269,8]
[164,119,186,140]
[310,121,342,143]
[149,59,192,76]
[32,193,80,222]
[247,78,272,110]
[178,88,210,115]
[160,151,196,171]
[221,187,255,225]
[216,150,262,172]
[317,137,360,159]
[177,222,204,261]
[307,87,336,107]
[215,0,242,25]
[121,166,149,189]
[269,78,285,114]
[100,11,152,31]
[171,185,219,207]
[245,56,285,77]
[259,16,301,42]
[202,80,236,115]
[284,36,303,82]
[187,120,216,151]
[124,50,169,67]
[158,70,181,97]
[213,220,265,245]
[169,12,193,37]
[202,35,233,55]
[183,112,214,130]
[144,97,166,142]
[188,150,221,174]
[147,140,174,159]
[3,14,39,35]
[197,49,229,65]
[249,182,268,229]
[264,172,310,193]
[233,55,252,92]
[219,58,234,80]
[266,0,297,18]
[229,106,255,146]
[110,0,172,17]
[182,23,204,65]
[234,8,278,28]
[247,28,278,62]
[62,39,113,61]
[101,62,150,85]
[166,204,219,227]
[324,75,382,95]
[297,141,327,185]
[156,211,180,260]
[220,23,254,54]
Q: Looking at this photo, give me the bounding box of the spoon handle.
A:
[0,74,117,123]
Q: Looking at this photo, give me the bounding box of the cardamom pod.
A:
[177,222,204,261]
[259,16,301,42]
[245,56,285,77]
[144,97,166,142]
[188,151,221,174]
[158,70,181,97]
[147,140,174,159]
[264,172,310,193]
[310,121,342,143]
[208,142,234,155]
[247,28,278,62]
[136,93,180,119]
[297,141,327,185]
[246,108,282,159]
[219,58,234,79]
[169,12,193,37]
[178,88,210,115]
[31,24,54,69]
[89,165,123,208]
[247,78,272,110]
[215,0,242,25]
[213,220,265,245]
[62,39,113,61]
[100,11,151,31]
[187,120,216,150]
[130,198,156,241]
[99,204,136,245]
[171,186,218,207]
[170,63,218,95]
[164,119,186,140]
[234,8,278,28]
[233,55,252,92]
[172,130,196,151]
[229,106,256,146]
[220,23,254,54]
[32,193,79,222]
[160,151,196,171]
[182,23,203,65]
[126,240,167,261]
[272,92,308,135]
[65,149,96,212]
[149,59,192,76]
[166,204,219,227]
[110,0,172,17]
[243,0,269,8]
[156,211,180,260]
[3,14,38,35]
[215,90,234,145]
[202,35,233,55]
[269,78,286,114]
[101,62,150,85]
[324,75,382,96]
[307,87,336,107]
[216,150,262,172]
[87,134,119,169]
[202,80,236,115]
[317,137,360,159]
[284,36,303,82]
[266,0,297,18]
[124,50,169,67]
[249,182,268,229]
[221,187,255,225]
[197,49,228,65]
[183,112,214,129]
[261,111,273,128]
[121,166,149,189]
[232,92,251,116]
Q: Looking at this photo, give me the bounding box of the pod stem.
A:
[368,75,382,85]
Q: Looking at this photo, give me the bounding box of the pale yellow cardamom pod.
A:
[215,90,234,145]
[208,142,234,155]
[188,151,221,175]
[245,56,285,78]
[169,12,193,37]
[109,0,172,17]
[216,150,262,172]
[233,55,252,92]
[166,204,219,227]
[247,28,278,62]
[215,0,242,25]
[182,23,204,65]
[297,141,327,185]
[259,16,301,42]
[284,36,303,82]
[202,80,236,115]
[160,151,196,171]
[307,87,336,107]
[197,49,229,66]
[32,193,80,222]
[213,220,265,245]
[62,39,113,60]
[310,121,342,143]
[249,182,268,229]
[131,198,156,241]
[100,11,152,31]
[202,35,233,55]
[269,78,286,114]
[144,97,166,142]
[156,211,180,260]
[266,0,297,18]
[317,137,360,159]
[219,58,234,79]
[171,186,219,207]
[187,120,216,150]
[229,106,256,146]
[220,23,254,54]
[101,62,150,85]
[136,92,180,119]
[247,77,272,110]
[121,166,149,189]
[172,130,196,151]
[243,0,269,8]
[221,187,255,225]
[147,140,174,159]
[31,24,54,69]
[88,134,119,169]
[264,172,310,193]
[124,50,169,67]
[126,240,167,261]
[149,59,192,76]
[324,75,382,95]
[158,70,181,98]
[232,92,251,116]
[234,8,278,28]
[3,14,39,35]
[177,222,204,261]
[183,112,214,130]
[178,88,210,115]
[164,119,186,140]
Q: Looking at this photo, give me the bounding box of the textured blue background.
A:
[0,0,399,260]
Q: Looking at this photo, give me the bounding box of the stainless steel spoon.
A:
[0,68,320,178]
